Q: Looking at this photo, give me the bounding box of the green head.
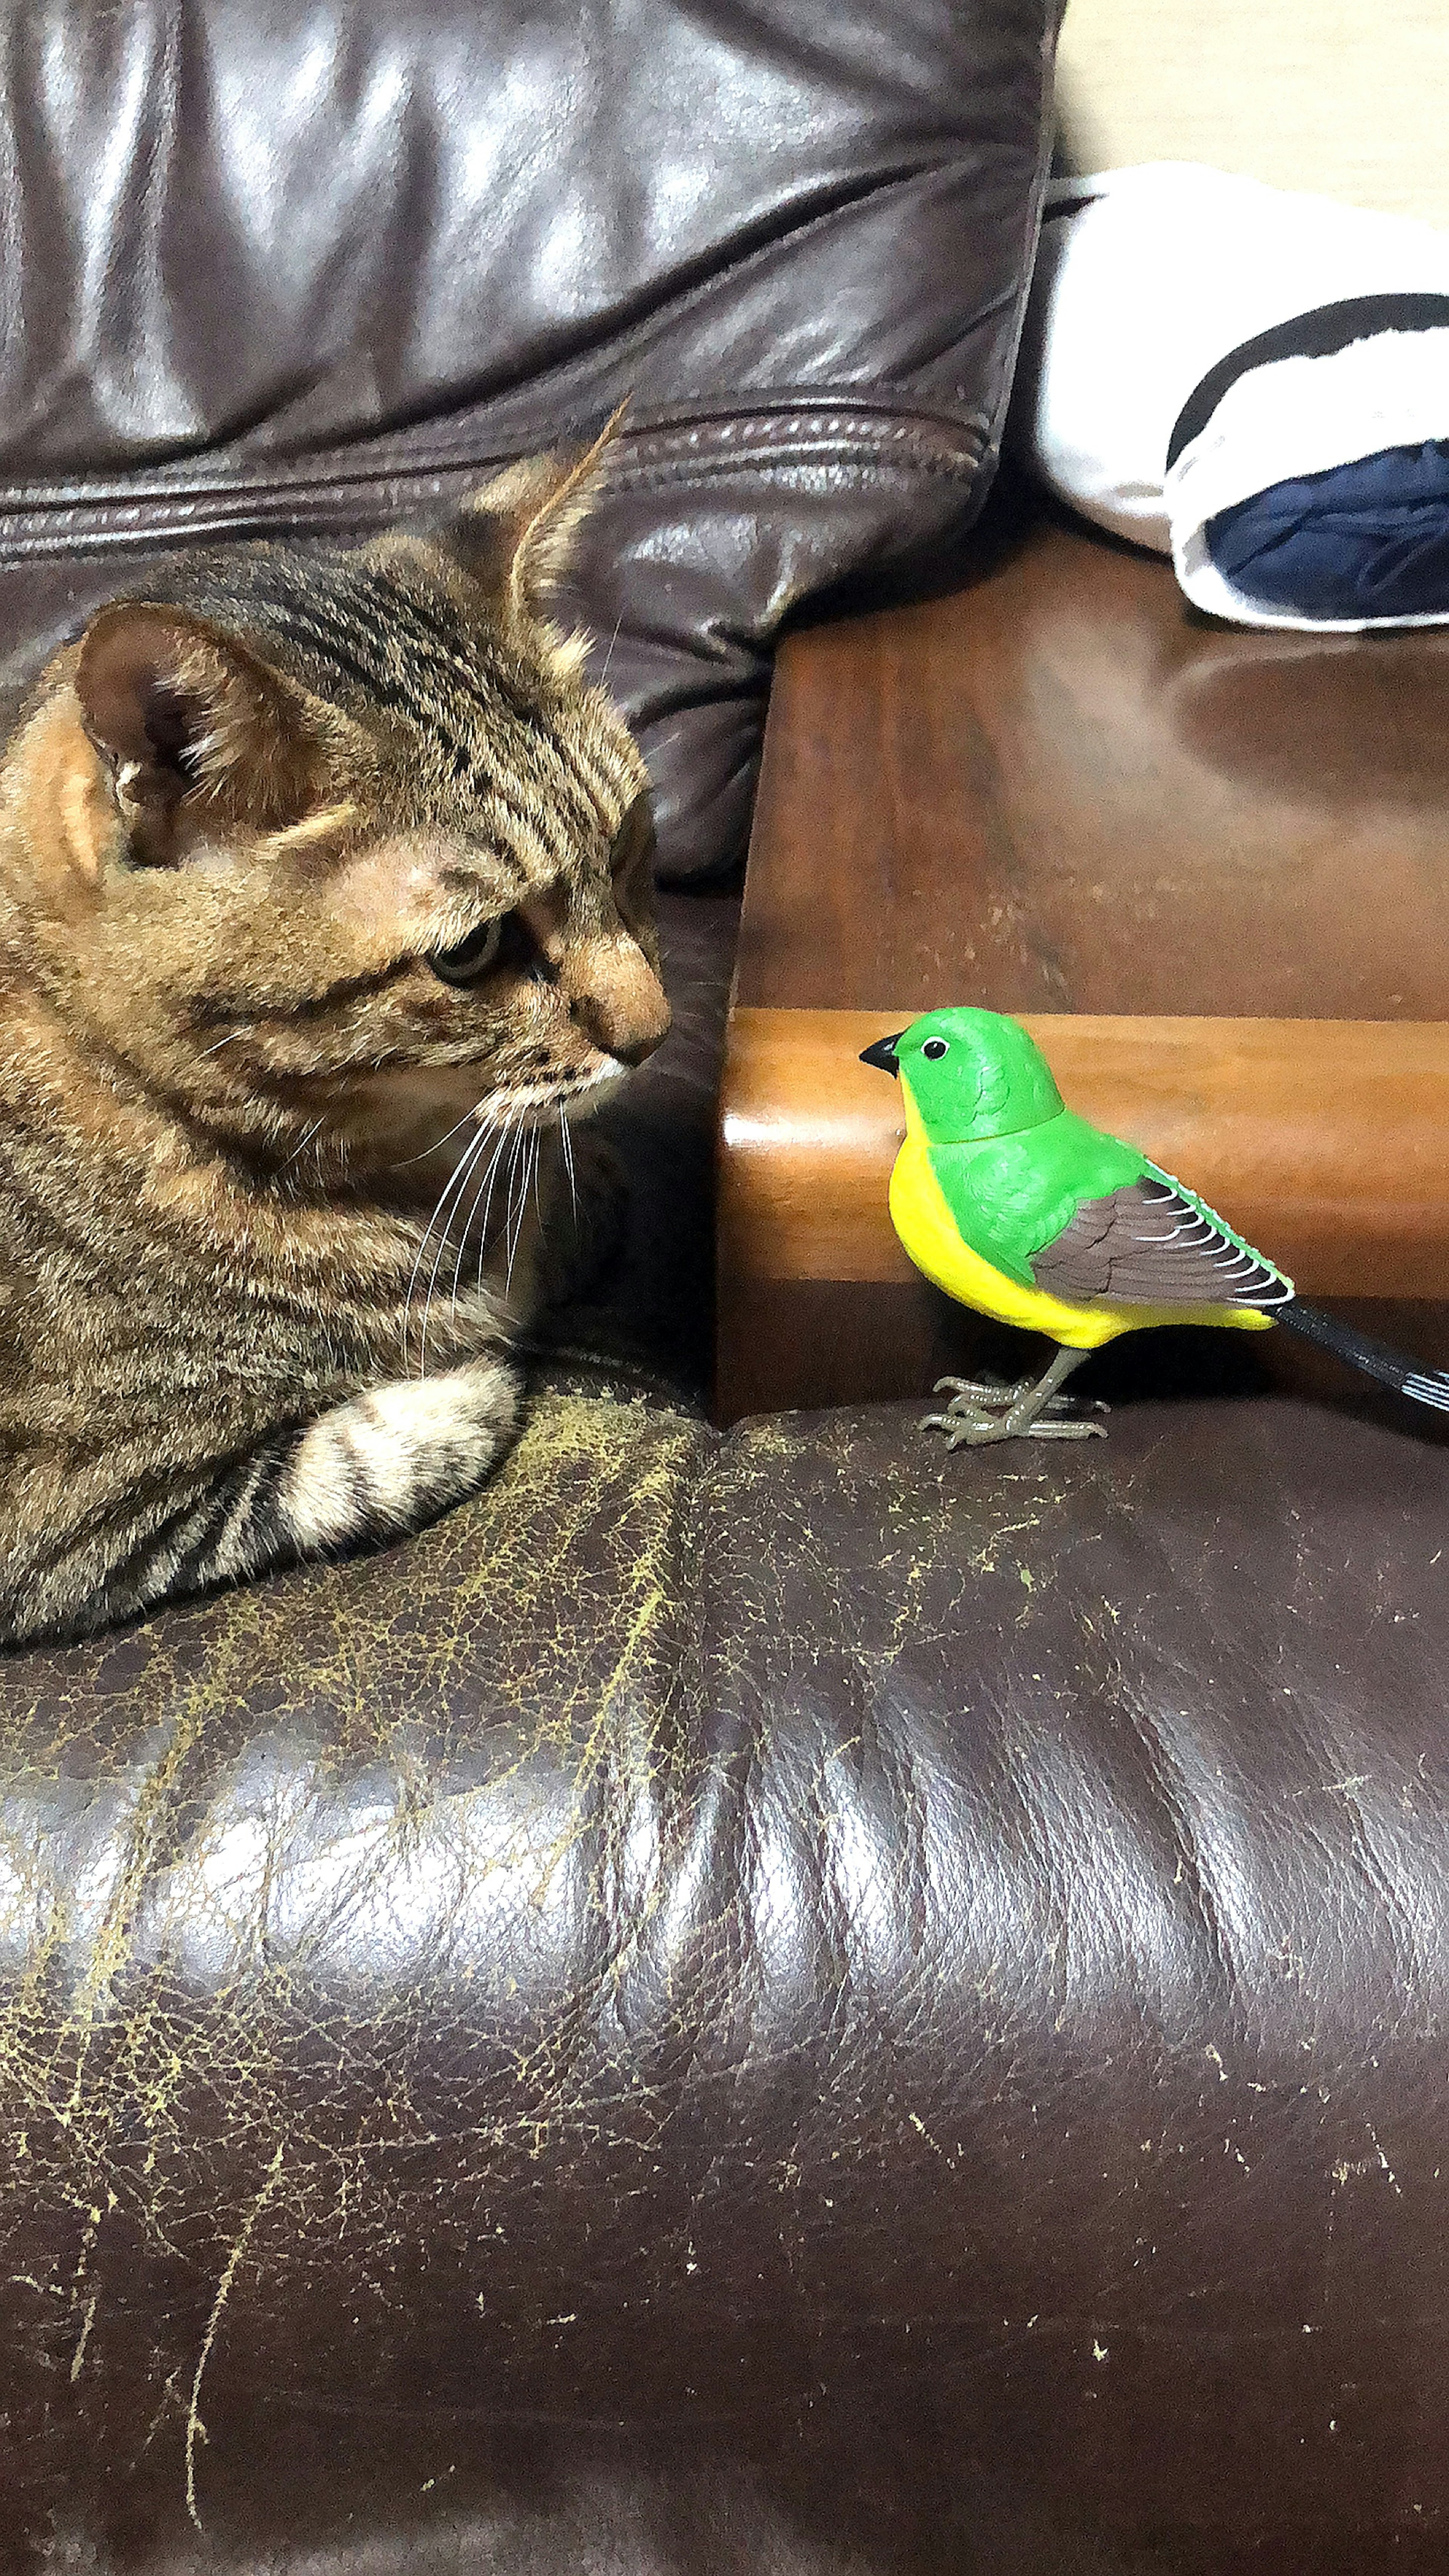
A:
[860,1007,1064,1142]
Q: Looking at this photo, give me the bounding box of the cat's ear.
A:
[74,603,320,864]
[436,403,627,623]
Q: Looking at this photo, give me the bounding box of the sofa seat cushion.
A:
[2,1388,1447,2558]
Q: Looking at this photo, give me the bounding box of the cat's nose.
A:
[608,1022,668,1068]
[569,942,672,1067]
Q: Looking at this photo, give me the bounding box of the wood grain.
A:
[736,515,1449,1020]
[720,1009,1449,1297]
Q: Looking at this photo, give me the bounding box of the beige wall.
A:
[1055,0,1449,229]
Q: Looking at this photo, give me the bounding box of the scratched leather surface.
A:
[0,0,1060,880]
[2,1368,1448,2570]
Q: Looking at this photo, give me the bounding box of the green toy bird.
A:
[860,1006,1449,1446]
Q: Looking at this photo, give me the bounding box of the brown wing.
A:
[1029,1177,1291,1309]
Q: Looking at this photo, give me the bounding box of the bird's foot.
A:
[931,1373,1031,1411]
[931,1374,1102,1419]
[921,1408,1108,1448]
[925,1376,1109,1445]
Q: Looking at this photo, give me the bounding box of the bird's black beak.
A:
[859,1032,903,1076]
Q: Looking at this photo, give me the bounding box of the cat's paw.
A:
[280,1354,522,1550]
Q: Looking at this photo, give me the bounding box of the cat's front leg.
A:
[277,1356,522,1553]
[31,1356,524,1645]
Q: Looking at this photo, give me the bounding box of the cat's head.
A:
[3,428,671,1174]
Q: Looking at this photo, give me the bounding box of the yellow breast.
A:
[887,1138,1274,1348]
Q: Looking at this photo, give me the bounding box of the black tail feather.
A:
[1278,1301,1449,1413]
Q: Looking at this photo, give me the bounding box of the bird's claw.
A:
[932,1373,1034,1409]
[927,1375,1108,1434]
[921,1410,1108,1447]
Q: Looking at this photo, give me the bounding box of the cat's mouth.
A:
[311,1054,625,1180]
[469,1058,624,1128]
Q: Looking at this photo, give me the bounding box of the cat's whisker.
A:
[392,1096,491,1169]
[418,1139,494,1380]
[595,611,625,693]
[512,1131,541,1287]
[197,1029,244,1060]
[401,1181,452,1371]
[446,1151,486,1326]
[405,1156,469,1376]
[417,1119,497,1377]
[481,1106,520,1234]
[449,1164,489,1324]
[403,1119,498,1375]
[485,1128,520,1305]
[498,1138,521,1290]
[559,1110,578,1227]
[449,1109,517,1323]
[392,1063,586,1182]
[280,1114,326,1174]
[473,1107,521,1297]
[503,1125,535,1290]
[499,1130,526,1282]
[648,994,715,1035]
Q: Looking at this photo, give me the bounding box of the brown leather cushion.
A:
[0,0,1061,877]
[3,1386,1448,2565]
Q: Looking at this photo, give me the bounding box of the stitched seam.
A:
[0,400,989,523]
[0,446,988,566]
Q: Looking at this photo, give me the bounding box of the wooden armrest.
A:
[718,512,1449,1421]
[721,1009,1449,1297]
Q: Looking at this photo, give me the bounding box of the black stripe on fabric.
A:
[1166,294,1449,471]
[1043,191,1102,225]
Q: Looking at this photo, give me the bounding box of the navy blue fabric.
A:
[1205,439,1449,619]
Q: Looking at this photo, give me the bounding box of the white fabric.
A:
[1009,161,1449,629]
[1172,330,1449,628]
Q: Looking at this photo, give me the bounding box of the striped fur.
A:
[0,438,670,1646]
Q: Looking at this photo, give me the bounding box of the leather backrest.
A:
[0,0,1061,873]
[4,0,1042,472]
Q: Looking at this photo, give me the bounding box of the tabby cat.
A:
[0,432,670,1648]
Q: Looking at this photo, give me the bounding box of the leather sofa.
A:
[3,7,1448,2573]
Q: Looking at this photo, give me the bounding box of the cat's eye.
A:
[430,918,507,986]
[921,1037,950,1060]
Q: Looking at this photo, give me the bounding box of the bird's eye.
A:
[430,919,505,986]
[921,1037,950,1060]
